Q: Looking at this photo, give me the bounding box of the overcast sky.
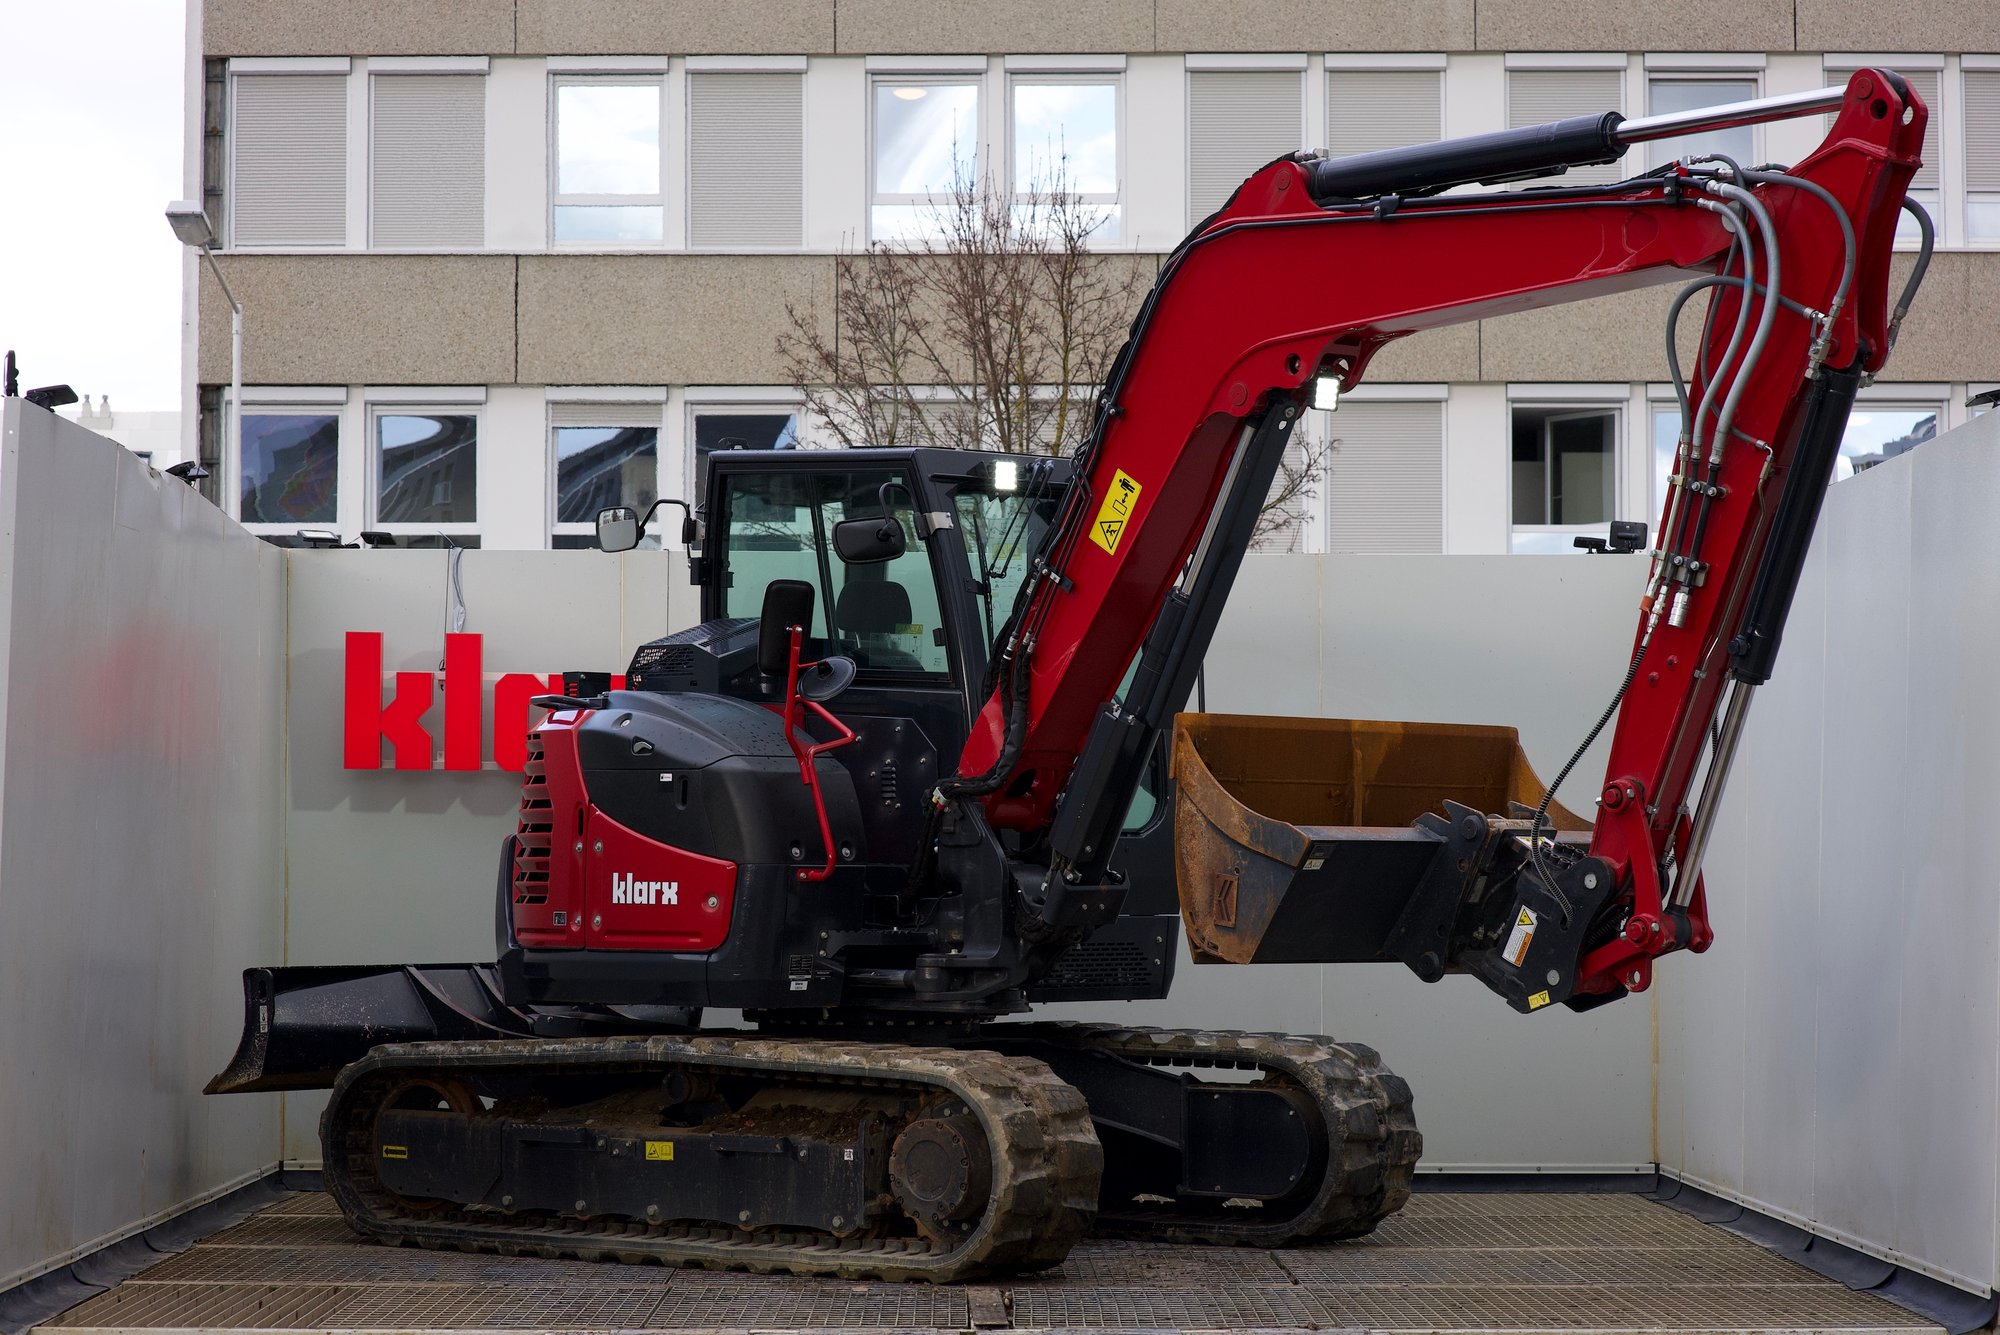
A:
[1,2,186,410]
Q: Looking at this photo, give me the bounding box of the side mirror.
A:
[833,515,906,565]
[681,514,699,547]
[758,579,816,677]
[597,506,640,553]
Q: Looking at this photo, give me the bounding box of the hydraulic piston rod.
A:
[1307,84,1852,202]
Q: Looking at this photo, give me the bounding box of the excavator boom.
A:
[954,70,1925,1008]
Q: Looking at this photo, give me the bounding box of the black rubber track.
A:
[1006,1024,1421,1245]
[321,1034,1101,1282]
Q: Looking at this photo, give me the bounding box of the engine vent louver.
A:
[511,736,552,904]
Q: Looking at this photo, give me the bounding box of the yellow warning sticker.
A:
[1502,905,1538,968]
[645,1140,675,1161]
[380,1144,409,1160]
[1088,469,1143,555]
[1527,990,1552,1010]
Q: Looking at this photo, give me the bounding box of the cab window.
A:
[953,479,1059,651]
[718,468,950,676]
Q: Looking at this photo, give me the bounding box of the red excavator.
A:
[209,71,1926,1280]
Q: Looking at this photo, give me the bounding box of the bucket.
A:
[1171,714,1588,966]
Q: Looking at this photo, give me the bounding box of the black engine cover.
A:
[576,690,865,867]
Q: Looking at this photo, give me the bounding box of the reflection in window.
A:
[1838,406,1938,479]
[555,425,658,523]
[1513,406,1615,525]
[241,413,338,523]
[377,413,478,523]
[1012,80,1119,239]
[693,409,799,497]
[553,81,663,243]
[1651,406,1680,520]
[872,80,979,239]
[1645,78,1756,169]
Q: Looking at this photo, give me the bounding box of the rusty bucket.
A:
[1171,714,1588,966]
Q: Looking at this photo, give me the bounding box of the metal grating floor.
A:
[36,1189,1941,1334]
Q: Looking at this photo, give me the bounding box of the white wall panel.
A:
[1734,541,1825,1220]
[0,403,286,1288]
[485,58,549,251]
[1659,411,2000,1295]
[1806,462,1913,1258]
[1896,425,2000,1289]
[1123,56,1186,252]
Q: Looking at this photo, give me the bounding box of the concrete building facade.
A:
[179,1,2000,551]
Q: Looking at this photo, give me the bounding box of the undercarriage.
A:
[301,1021,1415,1281]
[211,970,1418,1280]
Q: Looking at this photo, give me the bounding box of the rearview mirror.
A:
[597,506,640,552]
[833,515,906,565]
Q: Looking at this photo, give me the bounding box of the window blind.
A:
[1968,73,2000,190]
[689,72,804,247]
[232,74,347,246]
[549,403,665,430]
[1327,69,1443,159]
[371,74,485,247]
[1324,401,1444,554]
[1188,70,1302,227]
[1507,69,1623,186]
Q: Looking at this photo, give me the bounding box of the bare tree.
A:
[778,164,1144,457]
[1252,431,1336,549]
[779,162,1331,537]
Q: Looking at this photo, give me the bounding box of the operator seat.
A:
[836,579,925,672]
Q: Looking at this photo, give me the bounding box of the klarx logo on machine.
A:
[342,631,620,772]
[611,873,679,906]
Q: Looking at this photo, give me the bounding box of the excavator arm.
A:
[945,70,1927,1009]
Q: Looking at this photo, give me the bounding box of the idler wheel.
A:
[373,1075,478,1213]
[888,1108,992,1242]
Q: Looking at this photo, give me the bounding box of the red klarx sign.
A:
[343,631,621,772]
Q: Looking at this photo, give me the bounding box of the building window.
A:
[1325,67,1442,158]
[1645,75,1758,169]
[1011,76,1120,238]
[691,405,801,499]
[689,71,803,247]
[553,78,665,244]
[371,73,485,247]
[1187,68,1302,227]
[1511,402,1619,553]
[1966,71,2000,243]
[872,77,981,240]
[229,69,347,246]
[1507,67,1623,187]
[240,413,339,524]
[375,410,479,529]
[1837,401,1941,479]
[1827,63,1939,245]
[550,406,660,545]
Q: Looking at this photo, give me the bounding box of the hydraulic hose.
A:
[1740,168,1855,373]
[1698,179,1783,468]
[1888,197,1934,354]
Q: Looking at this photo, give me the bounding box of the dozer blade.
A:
[205,965,542,1094]
[1171,714,1592,981]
